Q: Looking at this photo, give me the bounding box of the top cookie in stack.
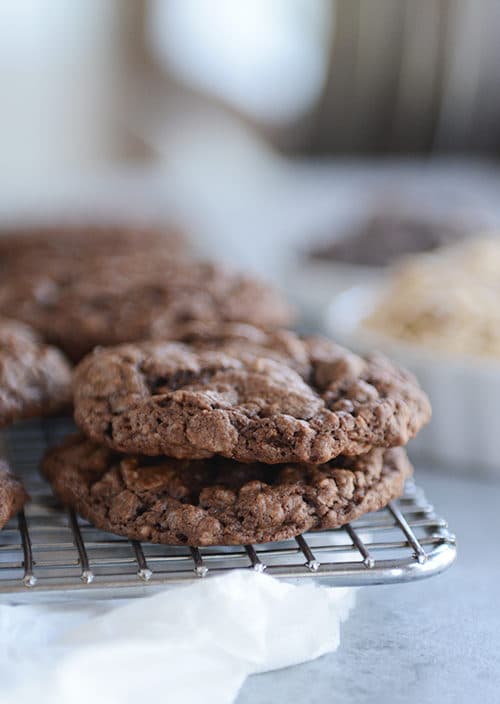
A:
[42,326,430,546]
[72,330,430,463]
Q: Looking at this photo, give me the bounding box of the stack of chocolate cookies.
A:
[0,224,430,546]
[43,327,430,546]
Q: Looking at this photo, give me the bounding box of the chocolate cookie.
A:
[0,460,28,528]
[73,334,431,463]
[0,317,72,426]
[0,257,294,361]
[42,434,412,546]
[0,223,187,273]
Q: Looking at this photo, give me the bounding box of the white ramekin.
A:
[325,284,500,476]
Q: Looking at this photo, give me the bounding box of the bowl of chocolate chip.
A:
[291,205,469,325]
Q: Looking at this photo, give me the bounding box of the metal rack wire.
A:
[0,419,456,603]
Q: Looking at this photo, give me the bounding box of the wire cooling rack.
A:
[0,419,456,603]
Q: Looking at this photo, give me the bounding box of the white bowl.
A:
[325,284,500,476]
[287,257,383,327]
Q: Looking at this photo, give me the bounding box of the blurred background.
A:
[2,0,500,473]
[6,0,500,164]
[3,0,500,262]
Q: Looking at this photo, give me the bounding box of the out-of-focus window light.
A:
[148,0,335,125]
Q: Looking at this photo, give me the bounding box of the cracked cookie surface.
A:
[0,317,72,426]
[73,333,431,463]
[42,434,412,546]
[0,459,29,528]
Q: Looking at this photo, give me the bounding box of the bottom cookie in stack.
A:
[42,434,412,546]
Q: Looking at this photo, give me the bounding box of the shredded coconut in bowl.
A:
[364,236,500,360]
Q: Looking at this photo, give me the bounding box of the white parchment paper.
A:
[0,571,355,704]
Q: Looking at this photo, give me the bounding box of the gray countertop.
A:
[237,467,500,704]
